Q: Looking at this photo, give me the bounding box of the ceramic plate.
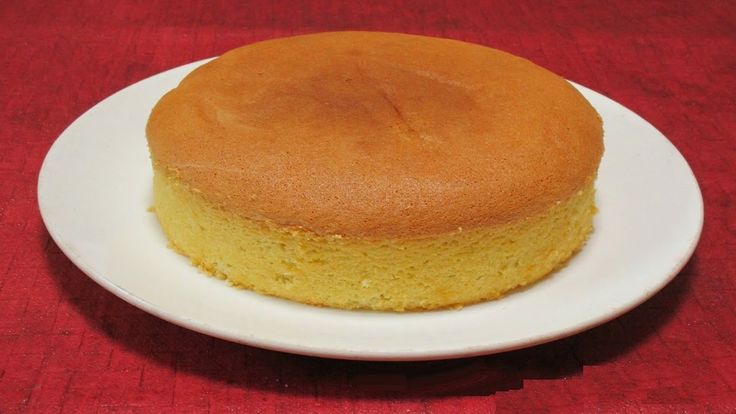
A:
[38,59,703,361]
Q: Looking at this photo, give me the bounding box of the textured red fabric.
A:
[2,1,735,412]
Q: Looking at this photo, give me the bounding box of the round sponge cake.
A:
[147,31,603,311]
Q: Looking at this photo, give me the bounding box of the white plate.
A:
[38,59,703,361]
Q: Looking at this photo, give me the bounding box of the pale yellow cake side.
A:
[153,167,596,311]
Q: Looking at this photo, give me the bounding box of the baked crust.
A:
[146,31,603,238]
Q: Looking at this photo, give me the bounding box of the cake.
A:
[146,31,603,311]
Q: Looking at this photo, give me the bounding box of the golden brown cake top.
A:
[147,31,603,238]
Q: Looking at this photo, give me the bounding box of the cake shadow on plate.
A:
[42,230,697,397]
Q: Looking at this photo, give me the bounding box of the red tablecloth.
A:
[2,1,735,412]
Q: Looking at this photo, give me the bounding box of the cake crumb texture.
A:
[153,167,596,311]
